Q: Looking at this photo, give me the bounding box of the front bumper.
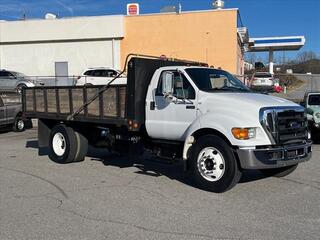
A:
[237,141,312,169]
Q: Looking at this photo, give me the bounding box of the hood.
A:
[199,92,299,113]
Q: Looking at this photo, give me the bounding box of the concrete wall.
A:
[122,9,239,74]
[0,15,124,76]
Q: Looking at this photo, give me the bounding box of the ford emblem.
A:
[289,121,300,128]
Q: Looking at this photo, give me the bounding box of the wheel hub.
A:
[17,120,24,130]
[52,133,66,156]
[197,147,225,182]
[204,158,216,171]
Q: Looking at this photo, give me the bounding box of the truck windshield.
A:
[185,68,250,92]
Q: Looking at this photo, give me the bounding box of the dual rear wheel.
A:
[49,124,88,164]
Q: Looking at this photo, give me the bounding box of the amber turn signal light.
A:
[231,128,254,140]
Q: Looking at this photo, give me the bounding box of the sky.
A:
[0,0,319,63]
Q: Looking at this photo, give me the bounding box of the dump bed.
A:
[23,85,127,125]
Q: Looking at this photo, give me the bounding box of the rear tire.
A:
[73,131,88,162]
[190,135,242,193]
[49,124,88,164]
[259,164,298,178]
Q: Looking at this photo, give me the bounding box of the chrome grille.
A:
[260,107,308,145]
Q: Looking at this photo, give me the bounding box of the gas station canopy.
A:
[247,36,305,73]
[248,36,305,52]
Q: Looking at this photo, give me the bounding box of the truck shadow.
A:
[25,140,270,186]
[88,147,268,185]
[26,140,50,155]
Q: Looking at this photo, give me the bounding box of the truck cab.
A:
[145,65,311,190]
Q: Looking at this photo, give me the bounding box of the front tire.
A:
[259,164,298,178]
[190,135,242,193]
[49,124,88,164]
[16,84,27,94]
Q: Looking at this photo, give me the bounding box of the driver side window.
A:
[156,71,195,100]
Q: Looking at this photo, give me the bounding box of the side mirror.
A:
[162,72,174,99]
[306,108,314,115]
[300,102,305,107]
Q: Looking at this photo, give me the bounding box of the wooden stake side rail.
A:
[22,85,127,124]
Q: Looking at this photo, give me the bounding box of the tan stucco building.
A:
[122,9,246,75]
[0,8,247,77]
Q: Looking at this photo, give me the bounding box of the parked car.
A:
[0,70,37,93]
[302,92,320,138]
[250,72,274,91]
[0,91,32,132]
[76,67,126,86]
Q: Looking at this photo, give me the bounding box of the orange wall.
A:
[122,10,239,73]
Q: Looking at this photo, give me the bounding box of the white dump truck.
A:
[22,55,312,192]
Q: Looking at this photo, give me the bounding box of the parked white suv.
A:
[76,67,127,86]
[250,72,274,91]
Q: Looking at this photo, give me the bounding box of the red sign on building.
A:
[127,3,140,15]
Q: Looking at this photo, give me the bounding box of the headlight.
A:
[231,128,256,140]
[315,112,320,118]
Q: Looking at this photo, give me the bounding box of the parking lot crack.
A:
[280,177,320,191]
[58,205,214,239]
[0,167,68,199]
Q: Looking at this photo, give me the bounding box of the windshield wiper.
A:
[202,86,248,92]
[222,86,250,92]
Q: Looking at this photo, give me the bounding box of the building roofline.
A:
[0,8,240,23]
[0,14,124,23]
[125,8,239,17]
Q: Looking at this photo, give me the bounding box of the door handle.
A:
[186,105,195,109]
[150,101,155,110]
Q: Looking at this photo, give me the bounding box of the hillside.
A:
[280,59,320,74]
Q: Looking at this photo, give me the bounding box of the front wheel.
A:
[190,135,242,193]
[16,84,27,94]
[259,164,298,178]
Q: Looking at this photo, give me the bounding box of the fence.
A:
[28,76,78,87]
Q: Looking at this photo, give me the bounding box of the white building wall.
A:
[1,40,121,76]
[0,15,123,76]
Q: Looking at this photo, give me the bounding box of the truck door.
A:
[0,96,6,125]
[146,70,197,141]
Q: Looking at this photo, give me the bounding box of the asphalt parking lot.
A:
[0,129,319,240]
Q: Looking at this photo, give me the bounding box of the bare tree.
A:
[297,51,317,63]
[245,53,257,64]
